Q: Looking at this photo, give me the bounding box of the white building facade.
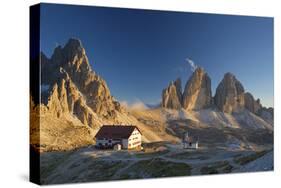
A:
[95,125,142,150]
[183,141,198,149]
[126,128,142,149]
[182,131,199,149]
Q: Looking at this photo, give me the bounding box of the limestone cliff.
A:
[244,92,273,124]
[244,92,262,114]
[162,78,182,109]
[214,72,245,113]
[31,38,179,152]
[40,38,122,124]
[182,67,212,110]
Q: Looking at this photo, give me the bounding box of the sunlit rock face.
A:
[162,78,182,110]
[182,67,212,111]
[40,38,122,125]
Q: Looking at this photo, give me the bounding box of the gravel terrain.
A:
[235,151,273,172]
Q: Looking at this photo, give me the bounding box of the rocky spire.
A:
[244,92,262,114]
[162,78,182,109]
[174,78,182,102]
[182,67,212,110]
[214,72,245,113]
[40,38,122,124]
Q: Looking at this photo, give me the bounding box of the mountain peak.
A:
[214,73,245,113]
[182,67,212,110]
[63,38,85,58]
[51,38,85,61]
[162,78,182,109]
[64,38,83,50]
[174,77,182,87]
[161,67,212,110]
[194,67,205,73]
[224,72,235,77]
[40,38,121,121]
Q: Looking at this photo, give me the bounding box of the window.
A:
[132,141,141,145]
[109,140,112,143]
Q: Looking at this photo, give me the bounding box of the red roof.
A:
[95,125,141,139]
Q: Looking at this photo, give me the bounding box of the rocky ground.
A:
[39,141,273,185]
[233,150,273,172]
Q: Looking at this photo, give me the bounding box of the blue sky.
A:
[40,3,274,107]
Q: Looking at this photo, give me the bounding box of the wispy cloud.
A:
[130,101,148,110]
[120,99,148,110]
[174,57,198,74]
[185,57,197,72]
[120,101,129,108]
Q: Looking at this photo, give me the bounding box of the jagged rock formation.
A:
[30,38,274,152]
[261,107,273,118]
[30,38,125,151]
[214,72,245,113]
[161,67,273,127]
[162,78,182,109]
[182,67,212,110]
[214,73,273,122]
[244,92,273,122]
[243,92,273,123]
[31,38,181,152]
[256,107,274,125]
[40,38,122,126]
[244,92,262,114]
[161,67,212,110]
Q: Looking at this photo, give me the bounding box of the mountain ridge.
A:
[30,38,273,152]
[162,68,273,123]
[31,38,180,152]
